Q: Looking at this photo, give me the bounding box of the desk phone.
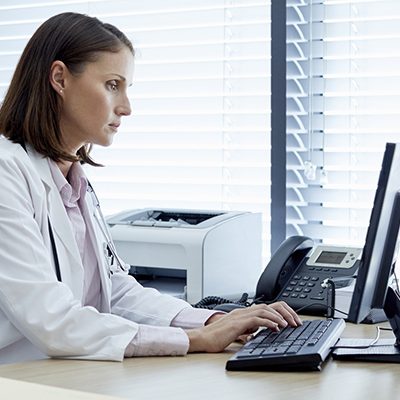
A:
[255,236,361,315]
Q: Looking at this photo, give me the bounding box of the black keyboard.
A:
[226,318,345,371]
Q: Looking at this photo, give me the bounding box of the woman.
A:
[0,12,301,364]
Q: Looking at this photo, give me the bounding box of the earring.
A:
[59,89,63,94]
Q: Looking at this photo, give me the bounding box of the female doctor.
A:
[0,12,301,364]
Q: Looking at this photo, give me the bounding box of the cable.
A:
[294,302,349,317]
[248,295,268,306]
[192,293,249,309]
[394,269,400,293]
[252,291,349,317]
[331,326,383,350]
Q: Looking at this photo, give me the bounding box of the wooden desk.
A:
[0,321,399,400]
[0,376,120,400]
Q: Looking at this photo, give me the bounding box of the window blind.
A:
[286,0,400,247]
[0,0,272,262]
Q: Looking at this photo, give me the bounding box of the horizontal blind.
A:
[0,0,272,262]
[287,0,400,247]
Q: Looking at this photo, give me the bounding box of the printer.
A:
[107,208,262,303]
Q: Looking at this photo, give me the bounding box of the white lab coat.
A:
[0,136,190,364]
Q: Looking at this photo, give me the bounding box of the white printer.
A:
[107,208,262,303]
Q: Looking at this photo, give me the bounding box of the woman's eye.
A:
[108,81,118,91]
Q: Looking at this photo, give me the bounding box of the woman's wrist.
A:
[204,312,225,326]
[186,328,204,353]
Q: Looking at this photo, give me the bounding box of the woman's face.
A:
[58,47,134,154]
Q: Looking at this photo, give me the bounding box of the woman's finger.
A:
[268,301,302,326]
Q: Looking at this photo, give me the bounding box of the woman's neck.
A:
[56,160,73,178]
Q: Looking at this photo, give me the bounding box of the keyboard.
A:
[226,318,345,371]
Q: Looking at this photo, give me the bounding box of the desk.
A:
[0,321,399,400]
[0,376,120,400]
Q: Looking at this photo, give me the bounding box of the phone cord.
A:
[192,293,249,309]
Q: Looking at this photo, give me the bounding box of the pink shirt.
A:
[49,160,217,357]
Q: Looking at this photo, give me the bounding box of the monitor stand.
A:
[362,308,388,324]
[332,287,400,362]
[384,286,400,346]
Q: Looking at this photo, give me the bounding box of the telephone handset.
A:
[255,236,314,302]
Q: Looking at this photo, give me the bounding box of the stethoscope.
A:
[49,181,128,282]
[86,181,128,276]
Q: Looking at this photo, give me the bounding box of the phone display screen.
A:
[315,251,346,265]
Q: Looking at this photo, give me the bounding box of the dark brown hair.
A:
[0,12,134,165]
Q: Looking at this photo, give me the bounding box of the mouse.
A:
[213,303,247,312]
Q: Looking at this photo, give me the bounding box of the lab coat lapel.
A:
[27,148,84,295]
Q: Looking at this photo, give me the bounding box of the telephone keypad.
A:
[280,274,329,308]
[275,255,359,317]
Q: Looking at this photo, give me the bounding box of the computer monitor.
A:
[347,142,400,324]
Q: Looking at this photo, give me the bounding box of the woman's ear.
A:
[49,60,67,95]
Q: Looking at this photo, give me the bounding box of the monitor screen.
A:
[348,143,400,324]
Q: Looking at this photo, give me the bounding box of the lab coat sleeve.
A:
[0,149,137,361]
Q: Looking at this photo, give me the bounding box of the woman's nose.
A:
[117,94,131,116]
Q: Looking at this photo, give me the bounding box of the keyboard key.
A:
[236,350,254,358]
[287,345,302,354]
[263,347,286,356]
[250,348,265,356]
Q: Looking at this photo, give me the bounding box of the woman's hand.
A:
[186,301,302,353]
